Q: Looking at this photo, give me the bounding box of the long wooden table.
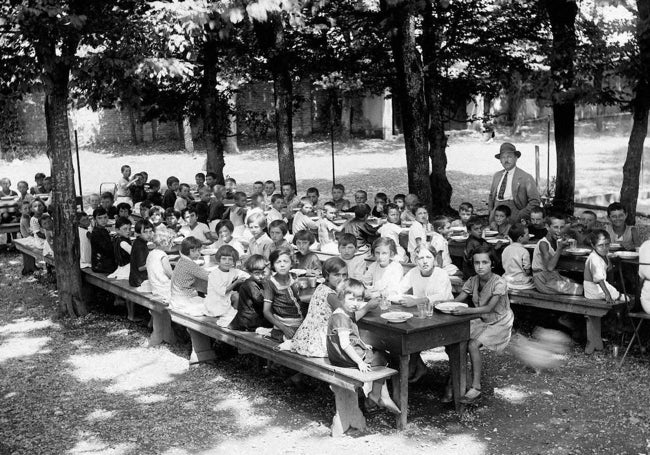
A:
[358,306,476,429]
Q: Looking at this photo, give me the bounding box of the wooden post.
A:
[330,385,366,436]
[187,328,217,364]
[535,145,540,186]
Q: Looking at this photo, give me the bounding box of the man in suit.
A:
[488,142,541,223]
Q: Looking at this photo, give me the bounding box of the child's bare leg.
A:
[369,380,401,414]
[408,353,428,383]
[126,301,142,322]
[467,339,482,390]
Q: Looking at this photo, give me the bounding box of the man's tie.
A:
[497,170,508,200]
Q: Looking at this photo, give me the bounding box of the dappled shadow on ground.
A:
[2,251,650,454]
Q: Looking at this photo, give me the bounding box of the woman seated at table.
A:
[397,244,454,383]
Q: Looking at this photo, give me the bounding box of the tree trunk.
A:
[507,71,524,136]
[183,116,194,153]
[544,0,578,215]
[128,104,140,145]
[43,63,87,318]
[340,94,352,141]
[381,0,432,209]
[201,36,226,184]
[422,0,453,214]
[620,0,650,224]
[254,12,296,189]
[151,118,158,142]
[177,118,184,140]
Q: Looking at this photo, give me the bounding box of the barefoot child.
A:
[450,245,514,404]
[584,229,628,303]
[326,278,400,415]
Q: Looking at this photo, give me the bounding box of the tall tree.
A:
[543,0,579,214]
[621,0,650,223]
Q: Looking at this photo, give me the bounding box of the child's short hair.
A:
[140,200,153,210]
[149,179,161,189]
[355,190,367,199]
[581,210,597,220]
[374,192,388,202]
[336,278,365,299]
[225,177,237,185]
[585,228,609,247]
[458,202,474,212]
[282,182,295,191]
[21,200,31,210]
[405,193,419,205]
[179,183,190,192]
[216,244,239,263]
[338,233,357,249]
[306,187,319,196]
[471,244,497,266]
[115,217,132,230]
[293,229,315,245]
[466,216,483,231]
[93,207,108,218]
[431,215,449,231]
[39,213,52,227]
[353,204,370,219]
[101,192,114,201]
[268,219,288,236]
[247,212,267,229]
[371,237,397,256]
[530,206,545,217]
[244,254,267,273]
[116,202,132,214]
[185,206,198,216]
[135,219,154,234]
[233,191,247,201]
[206,172,218,181]
[607,202,625,216]
[195,172,205,179]
[164,208,180,219]
[120,164,131,173]
[385,203,399,214]
[299,196,312,207]
[180,236,203,255]
[507,223,527,242]
[546,211,567,224]
[254,180,264,186]
[393,193,406,202]
[74,211,88,222]
[35,172,46,180]
[322,257,347,280]
[494,204,512,218]
[264,179,275,187]
[271,194,284,204]
[332,183,345,192]
[269,246,293,266]
[323,201,336,210]
[140,171,148,180]
[166,176,179,187]
[215,219,234,234]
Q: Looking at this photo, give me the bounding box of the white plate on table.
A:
[435,302,468,314]
[380,311,413,323]
[483,230,499,237]
[565,247,591,255]
[0,196,16,201]
[615,251,639,259]
[333,219,346,225]
[486,238,509,244]
[201,248,218,255]
[172,237,184,245]
[450,226,466,233]
[290,268,307,276]
[523,243,537,249]
[610,243,622,251]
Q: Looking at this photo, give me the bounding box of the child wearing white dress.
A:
[429,215,460,276]
[378,204,407,262]
[205,245,249,324]
[501,223,534,290]
[363,238,404,298]
[584,229,627,303]
[146,241,173,303]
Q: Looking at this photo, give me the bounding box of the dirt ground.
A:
[1,252,650,455]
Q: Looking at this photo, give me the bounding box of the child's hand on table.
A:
[357,361,371,373]
[400,295,417,307]
[450,306,471,315]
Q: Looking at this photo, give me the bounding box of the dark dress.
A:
[162,189,177,209]
[326,311,377,368]
[90,226,117,273]
[208,200,226,221]
[129,237,149,287]
[147,191,163,206]
[229,278,272,331]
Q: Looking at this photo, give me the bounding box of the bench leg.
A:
[148,309,177,346]
[330,385,366,437]
[187,328,217,365]
[585,315,604,354]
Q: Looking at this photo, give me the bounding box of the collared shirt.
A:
[496,166,517,201]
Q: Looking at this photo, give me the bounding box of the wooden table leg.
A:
[392,354,409,429]
[448,341,467,412]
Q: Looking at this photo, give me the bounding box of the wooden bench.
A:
[14,238,397,436]
[0,223,20,236]
[13,238,55,266]
[508,289,624,354]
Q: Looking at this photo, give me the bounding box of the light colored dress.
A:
[205,267,249,323]
[146,249,172,302]
[501,242,534,290]
[398,267,453,303]
[292,284,335,357]
[429,231,460,275]
[363,260,404,296]
[462,274,514,352]
[532,237,582,295]
[583,251,620,300]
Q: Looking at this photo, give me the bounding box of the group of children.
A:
[11,164,645,409]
